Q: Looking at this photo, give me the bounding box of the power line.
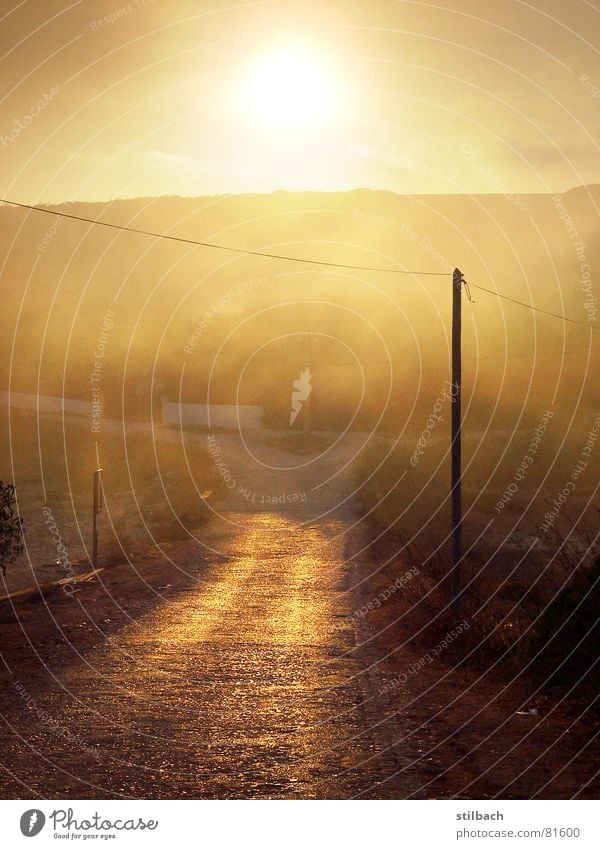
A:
[465,278,596,330]
[0,197,447,276]
[0,197,594,330]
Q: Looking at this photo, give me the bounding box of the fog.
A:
[1,187,597,427]
[0,188,597,572]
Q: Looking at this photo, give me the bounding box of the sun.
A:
[237,44,338,134]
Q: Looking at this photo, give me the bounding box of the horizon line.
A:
[4,182,600,210]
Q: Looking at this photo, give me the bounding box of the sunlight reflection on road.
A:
[36,513,394,797]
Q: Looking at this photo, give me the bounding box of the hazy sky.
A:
[1,0,599,202]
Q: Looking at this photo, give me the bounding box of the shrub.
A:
[0,481,24,575]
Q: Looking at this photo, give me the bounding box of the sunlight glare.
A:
[239,45,338,133]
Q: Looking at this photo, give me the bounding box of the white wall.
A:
[0,391,264,430]
[0,391,91,417]
[161,398,263,429]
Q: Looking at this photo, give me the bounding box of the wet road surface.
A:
[0,433,420,798]
[3,430,595,799]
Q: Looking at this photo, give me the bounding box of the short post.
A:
[451,268,463,611]
[92,468,103,569]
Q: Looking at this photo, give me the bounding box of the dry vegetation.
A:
[354,429,599,697]
[0,409,222,591]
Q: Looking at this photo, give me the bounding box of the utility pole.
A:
[451,268,463,611]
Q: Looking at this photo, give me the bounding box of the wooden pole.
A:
[92,468,103,569]
[451,268,463,610]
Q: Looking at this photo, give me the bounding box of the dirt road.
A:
[0,431,423,797]
[0,431,597,798]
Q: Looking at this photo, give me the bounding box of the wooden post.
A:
[451,269,463,610]
[92,468,103,569]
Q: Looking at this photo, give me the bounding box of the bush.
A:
[0,481,24,575]
[530,556,600,688]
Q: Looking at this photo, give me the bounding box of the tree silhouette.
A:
[0,482,24,576]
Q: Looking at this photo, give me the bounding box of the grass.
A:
[0,409,224,568]
[353,434,599,696]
